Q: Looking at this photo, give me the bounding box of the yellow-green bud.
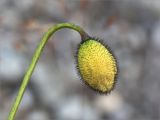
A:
[77,39,117,94]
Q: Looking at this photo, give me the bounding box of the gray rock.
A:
[0,9,21,28]
[152,21,160,50]
[26,109,49,120]
[0,31,28,83]
[57,95,99,120]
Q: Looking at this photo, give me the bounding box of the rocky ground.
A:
[0,0,160,120]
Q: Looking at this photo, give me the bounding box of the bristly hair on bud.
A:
[76,37,118,94]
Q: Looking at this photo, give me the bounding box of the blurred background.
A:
[0,0,160,120]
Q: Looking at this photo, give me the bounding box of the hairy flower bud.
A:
[77,39,117,93]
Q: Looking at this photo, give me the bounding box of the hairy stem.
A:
[7,23,89,120]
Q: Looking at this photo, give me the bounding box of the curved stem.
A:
[7,23,89,120]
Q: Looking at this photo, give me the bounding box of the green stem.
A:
[7,23,89,120]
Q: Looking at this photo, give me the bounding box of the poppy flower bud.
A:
[77,39,117,94]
